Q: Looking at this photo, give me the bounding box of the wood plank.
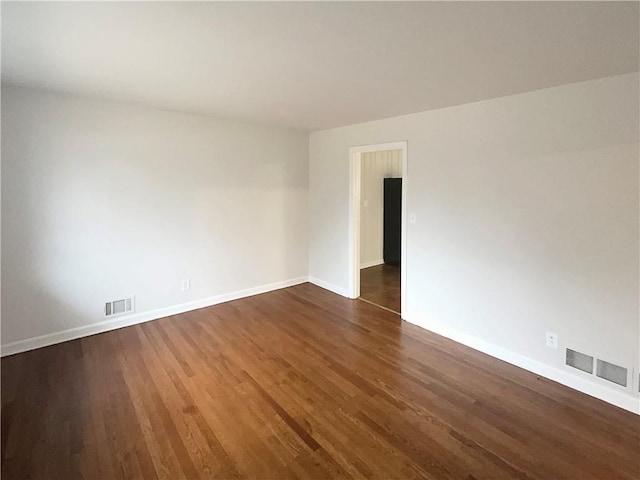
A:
[360,264,401,313]
[2,283,638,479]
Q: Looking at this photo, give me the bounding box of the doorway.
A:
[349,142,407,317]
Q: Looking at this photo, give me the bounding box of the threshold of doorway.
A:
[358,297,400,316]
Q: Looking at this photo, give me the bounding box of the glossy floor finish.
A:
[360,264,401,313]
[2,283,639,480]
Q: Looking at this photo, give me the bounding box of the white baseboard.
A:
[404,312,640,415]
[360,259,384,269]
[6,280,636,415]
[308,276,349,298]
[1,276,308,357]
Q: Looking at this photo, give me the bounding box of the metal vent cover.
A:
[596,359,627,387]
[105,296,134,317]
[566,349,593,374]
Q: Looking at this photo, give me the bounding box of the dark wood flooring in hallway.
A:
[2,283,638,480]
[360,263,401,313]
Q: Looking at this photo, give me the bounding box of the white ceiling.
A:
[2,1,638,131]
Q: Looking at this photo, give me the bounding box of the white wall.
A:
[1,85,309,349]
[309,74,639,412]
[360,149,402,268]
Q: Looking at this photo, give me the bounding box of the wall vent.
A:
[565,349,593,374]
[105,296,134,317]
[596,359,627,387]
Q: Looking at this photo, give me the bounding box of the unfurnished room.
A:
[1,1,639,479]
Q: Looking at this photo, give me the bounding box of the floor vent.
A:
[105,297,134,317]
[566,349,593,374]
[596,359,627,387]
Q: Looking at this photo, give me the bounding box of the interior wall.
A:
[1,84,309,347]
[360,149,402,268]
[309,73,639,411]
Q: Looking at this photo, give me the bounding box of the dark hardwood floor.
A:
[2,283,639,479]
[360,263,401,313]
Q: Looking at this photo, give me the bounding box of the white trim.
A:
[349,142,407,155]
[348,149,362,300]
[348,141,408,318]
[400,145,408,318]
[1,277,308,357]
[405,311,640,415]
[308,276,350,298]
[360,259,384,269]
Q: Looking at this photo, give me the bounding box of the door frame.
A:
[348,141,408,317]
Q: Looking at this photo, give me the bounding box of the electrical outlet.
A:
[546,332,558,349]
[181,279,190,291]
